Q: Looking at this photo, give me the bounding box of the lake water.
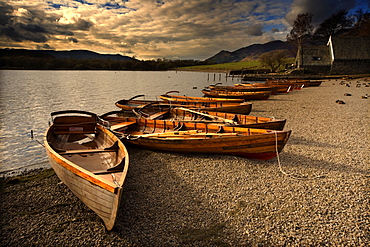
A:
[0,70,242,176]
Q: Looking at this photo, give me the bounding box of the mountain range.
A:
[205,40,296,64]
[1,40,296,63]
[0,49,136,61]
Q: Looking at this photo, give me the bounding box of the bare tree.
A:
[287,12,314,47]
[314,10,351,39]
[259,50,288,72]
[349,9,370,36]
[286,13,313,68]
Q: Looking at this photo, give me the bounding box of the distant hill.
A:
[206,40,296,64]
[0,49,136,61]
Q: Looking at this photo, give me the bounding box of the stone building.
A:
[296,45,331,74]
[296,36,370,74]
[327,36,370,74]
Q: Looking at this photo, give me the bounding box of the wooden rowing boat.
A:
[115,95,253,114]
[208,84,278,94]
[235,83,292,93]
[44,110,129,230]
[202,88,271,100]
[265,79,306,90]
[103,116,291,160]
[130,107,286,130]
[306,80,322,87]
[159,91,245,103]
[199,111,286,130]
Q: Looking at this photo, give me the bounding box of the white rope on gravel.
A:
[274,131,324,180]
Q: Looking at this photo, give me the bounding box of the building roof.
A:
[328,36,370,60]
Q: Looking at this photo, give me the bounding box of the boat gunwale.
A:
[44,124,127,194]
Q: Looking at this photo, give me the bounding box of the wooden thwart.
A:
[58,141,120,155]
[59,149,117,155]
[110,121,136,131]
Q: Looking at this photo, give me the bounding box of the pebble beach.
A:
[1,77,369,246]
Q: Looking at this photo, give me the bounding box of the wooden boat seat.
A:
[148,111,168,119]
[110,121,136,131]
[58,141,120,155]
[53,116,97,134]
[60,149,117,155]
[93,158,126,175]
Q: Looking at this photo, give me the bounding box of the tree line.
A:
[0,49,210,70]
[260,9,370,72]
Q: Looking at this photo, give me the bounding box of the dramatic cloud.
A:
[285,0,358,26]
[36,43,54,49]
[245,24,264,36]
[0,0,366,60]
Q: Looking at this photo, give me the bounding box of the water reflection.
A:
[0,70,230,175]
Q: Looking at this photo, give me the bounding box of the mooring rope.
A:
[111,173,121,188]
[274,131,324,180]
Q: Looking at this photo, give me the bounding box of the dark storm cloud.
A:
[0,2,13,26]
[286,0,357,26]
[67,37,78,43]
[68,18,93,31]
[0,1,93,43]
[36,43,54,49]
[271,27,280,33]
[1,23,48,42]
[245,24,264,36]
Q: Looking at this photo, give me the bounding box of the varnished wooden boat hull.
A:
[265,79,306,90]
[104,108,286,131]
[160,91,245,103]
[115,99,253,115]
[104,117,291,160]
[126,132,290,160]
[208,85,277,94]
[203,111,286,130]
[202,89,271,100]
[152,108,286,130]
[235,83,289,93]
[306,81,322,86]
[44,111,129,230]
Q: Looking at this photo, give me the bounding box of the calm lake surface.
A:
[0,70,240,176]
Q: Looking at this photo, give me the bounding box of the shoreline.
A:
[1,78,369,246]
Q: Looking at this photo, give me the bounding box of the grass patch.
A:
[177,58,295,72]
[177,61,263,71]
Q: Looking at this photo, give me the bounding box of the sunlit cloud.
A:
[0,0,366,60]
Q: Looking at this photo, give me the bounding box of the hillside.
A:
[206,40,296,64]
[36,50,136,61]
[0,49,136,61]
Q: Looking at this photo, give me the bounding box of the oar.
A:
[126,130,240,139]
[131,130,199,138]
[175,107,236,124]
[115,94,146,105]
[164,90,180,95]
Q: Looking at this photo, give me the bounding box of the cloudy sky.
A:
[1,0,368,60]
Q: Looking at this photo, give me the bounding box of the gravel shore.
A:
[1,78,369,246]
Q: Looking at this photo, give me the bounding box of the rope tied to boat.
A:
[111,174,121,188]
[274,131,324,180]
